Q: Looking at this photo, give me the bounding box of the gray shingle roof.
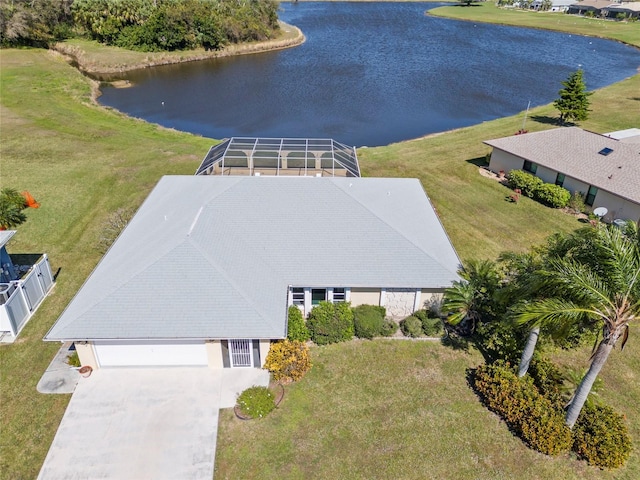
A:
[45,177,461,341]
[484,127,640,204]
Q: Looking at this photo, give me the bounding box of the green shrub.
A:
[473,362,572,456]
[533,184,571,208]
[264,340,312,383]
[67,351,81,367]
[568,191,586,214]
[353,304,385,339]
[528,356,564,407]
[416,310,443,336]
[380,318,398,337]
[572,403,632,469]
[307,301,354,345]
[287,306,310,342]
[236,386,275,419]
[400,316,423,338]
[507,170,543,198]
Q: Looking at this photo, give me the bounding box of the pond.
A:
[98,2,640,147]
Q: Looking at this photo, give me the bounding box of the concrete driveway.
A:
[38,367,269,480]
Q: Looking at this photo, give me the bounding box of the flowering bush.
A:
[236,386,275,419]
[264,340,312,383]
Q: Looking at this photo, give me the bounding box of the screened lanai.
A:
[195,137,360,177]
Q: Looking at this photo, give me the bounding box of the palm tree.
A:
[515,225,640,428]
[442,259,501,335]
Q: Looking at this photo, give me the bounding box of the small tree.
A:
[553,69,592,124]
[307,301,354,345]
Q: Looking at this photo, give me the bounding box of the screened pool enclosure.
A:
[196,137,360,177]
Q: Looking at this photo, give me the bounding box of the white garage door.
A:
[94,340,208,367]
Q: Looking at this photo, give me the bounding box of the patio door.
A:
[229,339,253,367]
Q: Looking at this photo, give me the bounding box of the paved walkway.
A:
[37,342,81,394]
[38,367,269,479]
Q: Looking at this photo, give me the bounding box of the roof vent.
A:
[598,147,613,156]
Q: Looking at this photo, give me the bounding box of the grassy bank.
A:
[1,7,639,478]
[53,21,304,75]
[429,3,640,48]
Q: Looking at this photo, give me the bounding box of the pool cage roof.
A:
[195,137,360,177]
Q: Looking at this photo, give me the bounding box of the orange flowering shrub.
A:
[264,340,311,383]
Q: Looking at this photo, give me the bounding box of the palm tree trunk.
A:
[565,342,614,428]
[517,326,539,377]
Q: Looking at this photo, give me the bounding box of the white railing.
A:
[0,254,54,338]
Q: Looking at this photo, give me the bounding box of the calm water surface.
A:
[99,3,640,147]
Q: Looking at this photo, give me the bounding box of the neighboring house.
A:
[567,0,615,15]
[531,0,575,12]
[485,127,640,222]
[45,175,461,370]
[0,230,55,342]
[606,1,640,18]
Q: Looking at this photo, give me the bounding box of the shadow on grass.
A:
[530,114,562,126]
[466,155,490,168]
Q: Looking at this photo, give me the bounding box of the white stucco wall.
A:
[592,190,640,223]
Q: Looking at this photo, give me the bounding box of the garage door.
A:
[94,340,208,367]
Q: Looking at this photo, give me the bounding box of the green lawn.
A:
[216,337,640,479]
[429,3,640,47]
[0,8,639,477]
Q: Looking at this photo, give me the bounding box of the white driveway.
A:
[38,368,269,480]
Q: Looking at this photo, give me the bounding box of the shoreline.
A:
[52,21,305,76]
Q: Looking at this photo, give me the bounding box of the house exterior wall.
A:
[259,340,270,368]
[592,190,640,223]
[488,149,523,175]
[206,340,224,369]
[381,288,418,318]
[350,288,381,307]
[421,290,444,312]
[77,342,99,370]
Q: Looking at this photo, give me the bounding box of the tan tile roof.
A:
[484,127,640,204]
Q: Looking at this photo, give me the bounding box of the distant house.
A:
[45,175,461,370]
[606,1,640,18]
[531,0,575,12]
[485,127,640,223]
[567,0,616,15]
[0,231,55,342]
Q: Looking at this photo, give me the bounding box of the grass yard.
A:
[216,337,640,479]
[429,3,640,48]
[0,7,638,477]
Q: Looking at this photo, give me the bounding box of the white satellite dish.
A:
[593,207,608,218]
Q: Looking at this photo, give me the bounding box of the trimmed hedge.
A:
[473,362,572,456]
[380,318,398,337]
[506,170,570,208]
[413,310,443,336]
[307,301,354,345]
[534,183,571,208]
[287,306,310,342]
[507,170,543,198]
[400,316,423,338]
[572,403,632,469]
[353,304,386,339]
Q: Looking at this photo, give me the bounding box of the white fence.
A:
[0,255,54,338]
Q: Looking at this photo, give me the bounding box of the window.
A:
[292,288,304,306]
[311,289,326,306]
[332,288,346,303]
[523,161,537,174]
[598,147,613,156]
[585,185,598,206]
[555,173,565,187]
